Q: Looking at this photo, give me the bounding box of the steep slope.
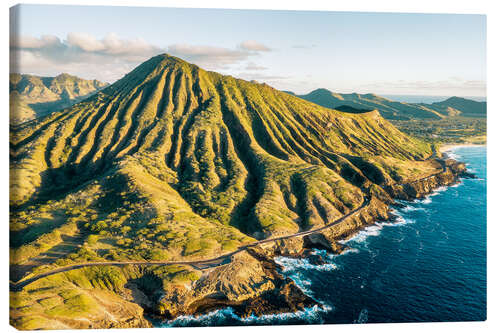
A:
[294,89,444,120]
[10,73,108,124]
[10,54,434,239]
[11,54,456,328]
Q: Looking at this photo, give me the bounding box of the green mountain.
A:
[292,88,486,120]
[426,96,487,117]
[10,73,108,125]
[293,89,443,120]
[10,54,450,329]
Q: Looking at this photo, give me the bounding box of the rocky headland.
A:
[133,158,473,326]
[9,54,474,329]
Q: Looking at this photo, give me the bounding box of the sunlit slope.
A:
[9,73,108,124]
[10,54,434,263]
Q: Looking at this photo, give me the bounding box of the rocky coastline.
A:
[125,158,473,327]
[9,158,473,330]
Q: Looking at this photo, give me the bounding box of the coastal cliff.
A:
[9,55,472,329]
[386,159,471,200]
[123,158,469,325]
[137,158,470,324]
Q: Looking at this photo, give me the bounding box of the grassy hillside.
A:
[10,55,441,327]
[10,73,108,125]
[290,88,486,144]
[427,96,486,117]
[293,88,487,120]
[293,89,444,120]
[10,54,435,262]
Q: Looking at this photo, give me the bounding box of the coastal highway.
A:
[10,196,370,291]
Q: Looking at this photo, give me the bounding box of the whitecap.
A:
[162,304,333,327]
[163,307,239,327]
[431,186,447,194]
[340,224,382,244]
[417,196,432,204]
[274,256,337,273]
[339,213,414,245]
[340,247,360,255]
[387,210,415,226]
[241,304,333,324]
[445,151,461,160]
[377,219,415,228]
[400,205,427,212]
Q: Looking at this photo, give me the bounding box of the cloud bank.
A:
[239,40,272,52]
[10,33,273,83]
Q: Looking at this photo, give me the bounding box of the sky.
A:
[10,4,486,97]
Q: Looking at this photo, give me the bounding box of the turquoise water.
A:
[161,146,486,326]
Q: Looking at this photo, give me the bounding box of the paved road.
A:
[10,196,370,291]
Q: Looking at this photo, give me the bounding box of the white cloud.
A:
[10,33,166,82]
[245,62,267,71]
[167,44,250,69]
[67,33,106,52]
[11,34,61,49]
[239,40,272,52]
[10,33,274,82]
[237,72,289,81]
[291,44,317,49]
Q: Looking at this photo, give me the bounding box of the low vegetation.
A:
[10,54,444,328]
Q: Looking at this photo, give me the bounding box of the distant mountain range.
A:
[285,88,486,120]
[10,73,108,125]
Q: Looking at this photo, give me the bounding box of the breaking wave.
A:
[161,304,333,327]
[417,196,433,204]
[444,151,461,160]
[274,256,337,273]
[339,214,414,245]
[401,205,427,212]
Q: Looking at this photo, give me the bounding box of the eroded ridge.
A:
[10,54,465,330]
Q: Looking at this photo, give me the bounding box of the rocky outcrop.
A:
[9,53,474,329]
[386,159,471,200]
[139,157,472,324]
[302,196,390,254]
[146,248,318,322]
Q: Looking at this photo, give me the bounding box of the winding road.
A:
[11,151,457,292]
[10,196,370,291]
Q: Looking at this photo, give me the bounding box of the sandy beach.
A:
[439,143,486,153]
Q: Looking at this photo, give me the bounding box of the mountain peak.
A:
[310,88,333,95]
[55,73,75,79]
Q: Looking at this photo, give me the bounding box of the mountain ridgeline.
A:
[10,73,108,125]
[292,88,486,120]
[11,54,469,329]
[10,54,439,267]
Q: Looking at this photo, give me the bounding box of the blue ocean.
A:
[161,146,486,326]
